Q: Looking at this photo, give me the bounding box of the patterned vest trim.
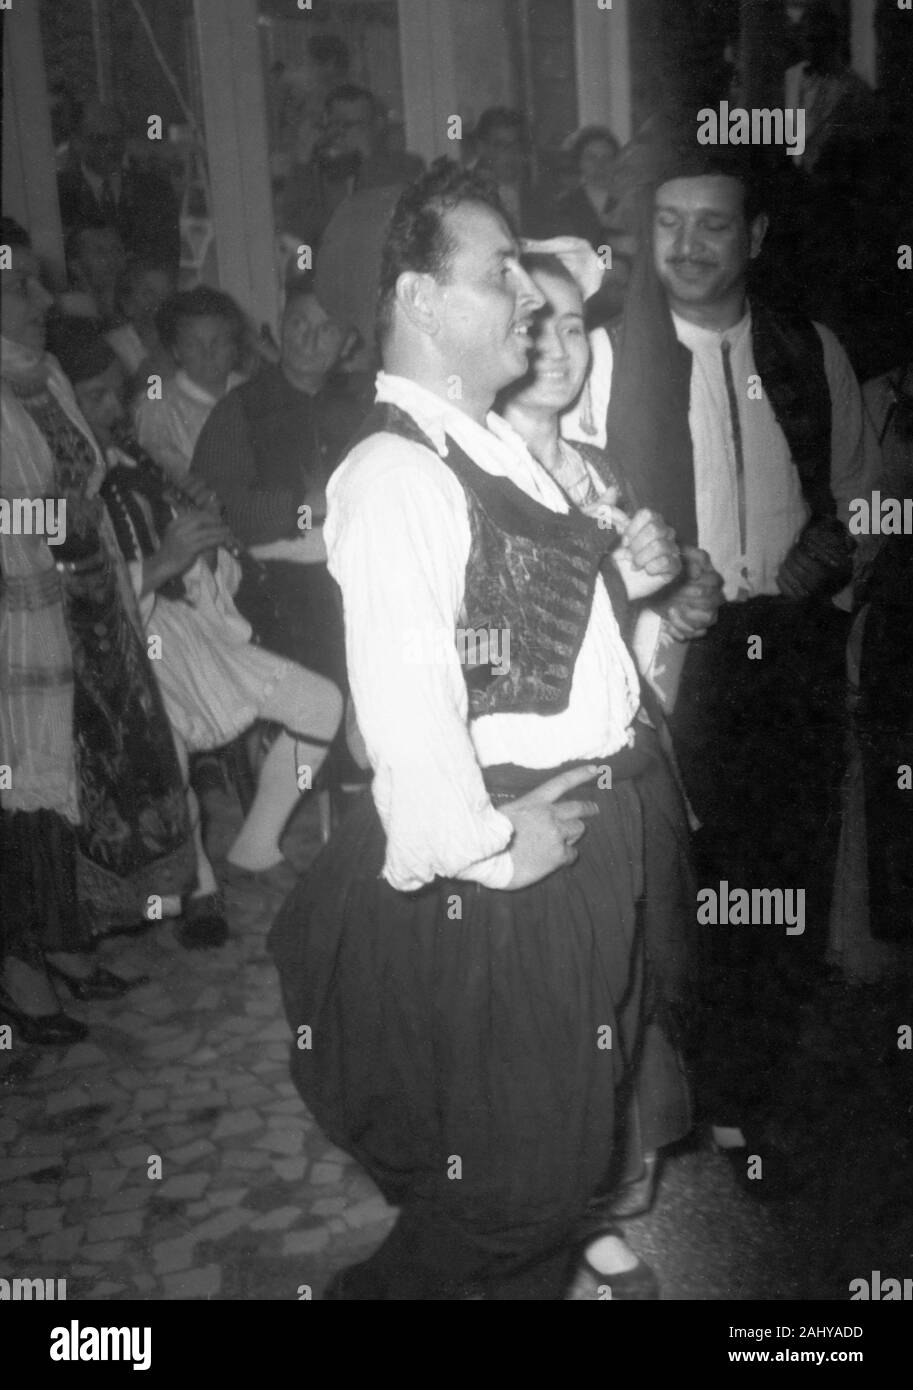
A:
[344,401,615,719]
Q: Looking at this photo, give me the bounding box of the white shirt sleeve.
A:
[327,436,515,892]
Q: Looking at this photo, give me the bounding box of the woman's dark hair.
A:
[476,107,527,146]
[571,124,620,169]
[155,285,246,353]
[376,161,510,345]
[520,252,582,298]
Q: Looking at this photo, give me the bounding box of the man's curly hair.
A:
[375,159,512,346]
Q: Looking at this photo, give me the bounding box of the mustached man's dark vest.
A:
[343,402,625,720]
[748,303,835,520]
[608,301,836,530]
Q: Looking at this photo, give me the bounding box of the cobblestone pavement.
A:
[1,784,909,1301]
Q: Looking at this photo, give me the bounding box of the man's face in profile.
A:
[428,200,544,402]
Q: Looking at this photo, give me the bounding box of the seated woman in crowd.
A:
[105,255,176,394]
[52,321,345,934]
[191,277,371,688]
[1,219,194,1044]
[135,285,248,482]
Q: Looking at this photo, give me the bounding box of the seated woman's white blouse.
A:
[134,369,245,483]
[326,373,641,893]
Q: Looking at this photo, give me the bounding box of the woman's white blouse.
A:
[326,373,641,893]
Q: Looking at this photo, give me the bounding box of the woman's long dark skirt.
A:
[269,755,691,1299]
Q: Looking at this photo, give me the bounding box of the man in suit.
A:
[279,84,424,254]
[57,100,181,271]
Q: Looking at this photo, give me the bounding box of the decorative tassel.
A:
[579,377,597,436]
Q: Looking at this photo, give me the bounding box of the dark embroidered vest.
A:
[344,402,621,719]
[608,301,836,521]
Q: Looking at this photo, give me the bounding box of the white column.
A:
[849,0,877,86]
[573,0,632,143]
[397,0,459,164]
[2,0,66,286]
[193,0,281,336]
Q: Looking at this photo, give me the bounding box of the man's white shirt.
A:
[326,372,641,892]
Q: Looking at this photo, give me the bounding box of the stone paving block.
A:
[0,1229,27,1257]
[158,1172,210,1201]
[161,1263,221,1299]
[169,1139,216,1166]
[211,1108,262,1141]
[60,1041,109,1069]
[90,1168,128,1199]
[311,1197,347,1217]
[343,1196,394,1230]
[310,1161,343,1186]
[0,1204,25,1228]
[0,1118,20,1142]
[39,1226,85,1262]
[161,1124,201,1144]
[103,1187,153,1213]
[16,1133,69,1155]
[248,1206,302,1233]
[192,1208,255,1241]
[281,1228,330,1257]
[153,1236,197,1274]
[131,1088,169,1115]
[205,1187,249,1210]
[25,1206,64,1236]
[186,1201,210,1219]
[46,1083,123,1115]
[3,1156,66,1182]
[230,1088,272,1108]
[85,1281,127,1299]
[265,1098,304,1116]
[114,1143,154,1169]
[80,1240,127,1263]
[114,1068,147,1090]
[270,1157,307,1182]
[85,1210,143,1242]
[144,1035,197,1062]
[195,987,222,1011]
[255,1130,302,1157]
[188,1048,219,1066]
[229,1151,275,1172]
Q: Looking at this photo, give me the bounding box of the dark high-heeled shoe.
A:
[45,960,146,1001]
[0,984,89,1046]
